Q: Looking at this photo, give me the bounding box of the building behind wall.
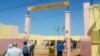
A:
[90,3,100,43]
[90,3,100,56]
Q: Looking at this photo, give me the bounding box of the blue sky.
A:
[0,0,100,36]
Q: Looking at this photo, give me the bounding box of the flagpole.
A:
[56,25,59,47]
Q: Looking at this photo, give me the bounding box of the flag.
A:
[57,25,59,32]
[62,26,65,31]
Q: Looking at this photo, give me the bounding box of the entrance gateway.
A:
[24,1,91,56]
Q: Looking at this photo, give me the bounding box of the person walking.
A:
[7,43,13,50]
[5,43,23,56]
[49,41,55,56]
[23,41,30,56]
[57,41,63,56]
[63,41,67,53]
[30,40,35,56]
[4,43,13,56]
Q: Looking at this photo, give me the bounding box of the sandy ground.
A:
[34,45,80,56]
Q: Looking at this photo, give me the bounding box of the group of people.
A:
[71,40,80,51]
[49,40,80,56]
[48,40,64,56]
[41,40,49,47]
[4,39,79,56]
[4,40,35,56]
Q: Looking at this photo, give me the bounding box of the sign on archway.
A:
[28,2,69,11]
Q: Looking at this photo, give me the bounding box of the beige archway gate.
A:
[24,1,92,56]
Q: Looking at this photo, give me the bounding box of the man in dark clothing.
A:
[73,41,77,49]
[30,41,35,56]
[23,41,30,56]
[57,41,63,56]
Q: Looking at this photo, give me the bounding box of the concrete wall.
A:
[0,24,18,39]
